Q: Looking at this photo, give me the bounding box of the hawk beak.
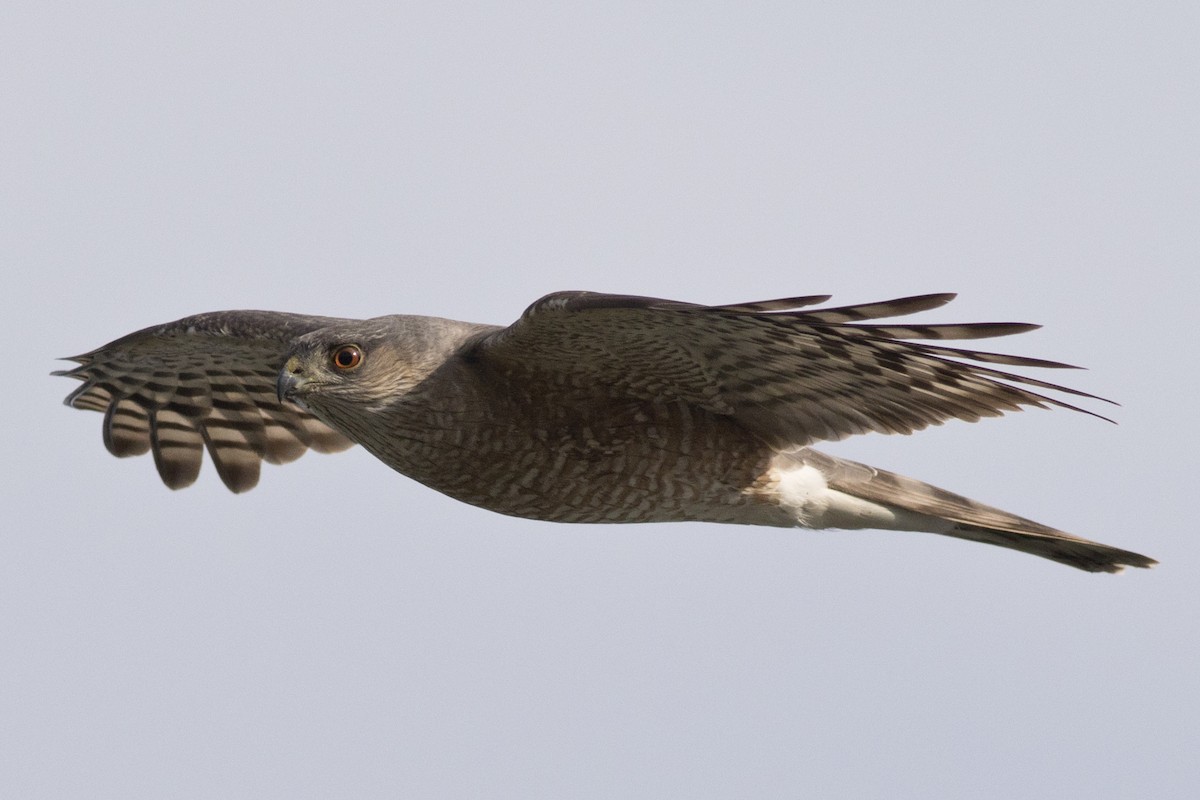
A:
[277,357,306,404]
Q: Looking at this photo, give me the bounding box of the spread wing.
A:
[473,291,1111,448]
[55,311,356,492]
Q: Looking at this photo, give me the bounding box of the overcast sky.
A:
[3,2,1198,798]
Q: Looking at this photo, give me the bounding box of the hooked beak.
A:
[276,356,306,404]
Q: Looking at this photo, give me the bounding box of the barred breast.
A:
[325,363,790,527]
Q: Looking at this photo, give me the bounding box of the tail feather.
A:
[792,449,1156,573]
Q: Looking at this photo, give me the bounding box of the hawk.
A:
[55,291,1155,573]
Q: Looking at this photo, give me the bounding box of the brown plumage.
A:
[55,291,1155,573]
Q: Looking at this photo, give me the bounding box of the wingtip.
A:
[920,292,957,306]
[997,322,1042,336]
[52,356,91,378]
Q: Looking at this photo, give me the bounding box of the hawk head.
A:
[276,317,455,415]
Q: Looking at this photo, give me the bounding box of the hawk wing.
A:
[55,311,356,492]
[473,291,1111,447]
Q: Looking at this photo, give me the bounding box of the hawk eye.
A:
[331,344,363,371]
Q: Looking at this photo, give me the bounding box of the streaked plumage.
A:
[55,291,1155,572]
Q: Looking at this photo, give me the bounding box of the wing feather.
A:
[150,408,204,489]
[55,311,356,492]
[475,291,1109,448]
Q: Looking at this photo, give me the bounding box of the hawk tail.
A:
[781,449,1156,573]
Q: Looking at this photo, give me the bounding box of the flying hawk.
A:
[55,291,1155,573]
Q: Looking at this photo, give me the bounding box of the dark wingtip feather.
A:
[883,292,958,311]
[854,321,1045,342]
[158,462,201,490]
[798,293,960,323]
[53,362,93,410]
[709,295,834,313]
[51,360,89,379]
[209,454,262,494]
[918,291,957,305]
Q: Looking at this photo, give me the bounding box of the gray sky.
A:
[3,2,1197,797]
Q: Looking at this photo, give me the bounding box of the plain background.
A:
[3,2,1197,797]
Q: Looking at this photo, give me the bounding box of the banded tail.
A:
[773,449,1155,573]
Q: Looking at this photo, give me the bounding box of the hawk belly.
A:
[327,391,791,526]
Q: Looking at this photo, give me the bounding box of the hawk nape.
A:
[56,291,1155,573]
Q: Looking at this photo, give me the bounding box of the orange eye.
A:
[331,345,363,371]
